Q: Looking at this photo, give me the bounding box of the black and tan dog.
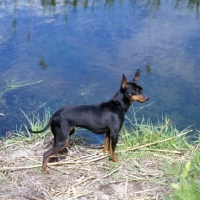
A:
[28,69,149,172]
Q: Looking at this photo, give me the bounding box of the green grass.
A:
[21,107,52,141]
[118,116,191,154]
[0,108,52,148]
[171,161,200,200]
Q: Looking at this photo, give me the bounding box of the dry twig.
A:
[155,119,170,136]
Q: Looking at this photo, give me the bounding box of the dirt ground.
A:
[0,136,175,200]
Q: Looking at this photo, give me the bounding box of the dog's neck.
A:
[112,89,131,112]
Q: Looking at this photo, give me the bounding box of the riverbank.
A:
[0,112,199,199]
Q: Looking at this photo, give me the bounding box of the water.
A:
[0,0,200,139]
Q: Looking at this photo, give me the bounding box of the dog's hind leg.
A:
[59,127,75,154]
[42,124,71,172]
[42,146,61,172]
[69,127,75,136]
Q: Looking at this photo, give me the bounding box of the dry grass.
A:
[0,132,194,200]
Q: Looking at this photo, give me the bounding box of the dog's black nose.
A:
[146,96,149,101]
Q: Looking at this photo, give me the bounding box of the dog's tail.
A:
[28,117,52,133]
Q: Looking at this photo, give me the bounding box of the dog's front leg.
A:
[103,132,110,152]
[109,134,118,162]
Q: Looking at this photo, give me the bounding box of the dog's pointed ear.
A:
[121,74,128,89]
[133,69,140,82]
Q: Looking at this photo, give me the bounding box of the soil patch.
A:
[0,136,178,200]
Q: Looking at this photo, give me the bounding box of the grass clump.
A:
[172,161,200,200]
[117,107,200,200]
[118,115,191,157]
[0,108,51,149]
